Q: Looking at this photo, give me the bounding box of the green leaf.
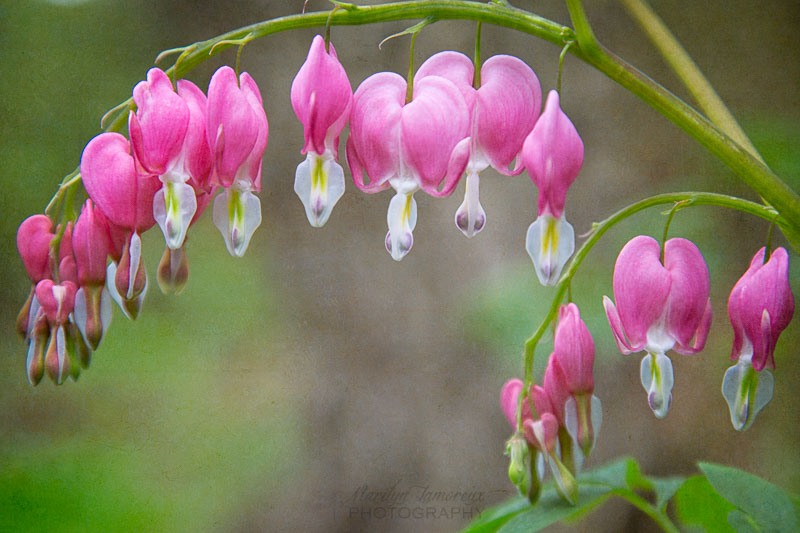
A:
[650,476,686,511]
[579,456,638,490]
[497,484,612,533]
[461,496,528,533]
[727,510,759,533]
[699,462,799,533]
[674,476,737,533]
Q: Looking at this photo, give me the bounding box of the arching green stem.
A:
[522,192,777,386]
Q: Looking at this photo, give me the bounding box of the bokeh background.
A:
[1,1,798,531]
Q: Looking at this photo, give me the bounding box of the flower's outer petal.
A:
[524,412,559,454]
[35,279,77,326]
[522,90,583,218]
[612,236,671,350]
[663,238,711,351]
[543,356,570,425]
[17,215,55,283]
[291,35,353,156]
[404,76,469,194]
[130,68,189,175]
[425,135,470,198]
[737,247,794,371]
[553,303,595,394]
[476,55,541,175]
[73,200,111,287]
[501,378,527,429]
[525,214,574,286]
[238,72,269,192]
[530,384,553,417]
[347,72,405,193]
[177,79,213,190]
[80,132,160,233]
[207,66,259,188]
[728,248,763,362]
[414,51,476,113]
[674,298,712,355]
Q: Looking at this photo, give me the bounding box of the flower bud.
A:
[157,244,190,294]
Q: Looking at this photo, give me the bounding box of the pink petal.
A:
[663,238,710,350]
[177,79,213,190]
[543,356,570,424]
[130,68,189,175]
[424,136,470,198]
[475,55,541,175]
[80,132,160,233]
[72,199,111,287]
[291,35,353,156]
[207,66,259,188]
[521,90,583,218]
[553,303,595,394]
[501,378,528,429]
[612,236,671,350]
[347,72,406,193]
[414,51,475,114]
[17,215,55,283]
[403,76,469,194]
[238,72,269,192]
[35,279,77,325]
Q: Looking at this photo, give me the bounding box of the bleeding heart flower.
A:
[80,131,160,319]
[722,247,794,430]
[522,90,584,286]
[603,235,712,418]
[415,52,541,237]
[346,57,470,260]
[291,35,352,227]
[207,66,268,257]
[15,215,57,338]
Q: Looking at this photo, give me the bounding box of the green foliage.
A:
[464,458,800,533]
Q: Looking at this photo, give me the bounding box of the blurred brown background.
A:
[1,1,798,532]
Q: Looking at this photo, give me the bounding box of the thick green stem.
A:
[522,192,776,384]
[620,0,763,163]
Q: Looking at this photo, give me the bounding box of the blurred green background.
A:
[1,1,798,532]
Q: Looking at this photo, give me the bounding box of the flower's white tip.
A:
[213,186,262,257]
[722,360,773,431]
[294,153,345,228]
[154,181,197,250]
[564,394,603,458]
[526,214,574,286]
[385,192,417,261]
[107,262,148,320]
[640,352,674,419]
[454,170,486,238]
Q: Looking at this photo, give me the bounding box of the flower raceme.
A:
[346,52,471,261]
[603,235,712,418]
[722,247,794,430]
[208,66,269,258]
[291,35,353,227]
[414,51,541,238]
[522,90,584,286]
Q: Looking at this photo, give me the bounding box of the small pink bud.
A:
[543,356,570,425]
[73,199,111,287]
[17,214,55,283]
[553,303,595,394]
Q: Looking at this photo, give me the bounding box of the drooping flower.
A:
[415,52,541,237]
[346,54,470,260]
[32,279,78,385]
[722,247,794,430]
[549,303,602,457]
[80,131,160,319]
[71,199,113,350]
[291,35,352,227]
[15,215,56,338]
[522,90,584,286]
[603,235,712,418]
[207,66,269,257]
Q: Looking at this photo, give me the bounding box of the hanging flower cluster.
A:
[15,65,268,384]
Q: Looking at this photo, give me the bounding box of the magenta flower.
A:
[207,66,268,257]
[71,200,113,350]
[32,279,78,385]
[16,215,56,338]
[415,52,541,237]
[522,90,584,286]
[291,35,353,227]
[80,131,160,319]
[129,68,212,250]
[346,55,470,260]
[550,304,602,456]
[603,235,712,418]
[722,247,794,430]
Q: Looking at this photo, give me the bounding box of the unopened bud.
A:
[506,434,530,491]
[16,287,35,338]
[44,325,71,385]
[157,245,190,294]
